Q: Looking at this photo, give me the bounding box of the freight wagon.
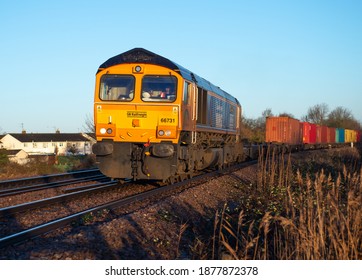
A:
[265,117,361,150]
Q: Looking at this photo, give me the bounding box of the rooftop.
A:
[5,133,92,142]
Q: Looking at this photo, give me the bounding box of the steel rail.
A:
[0,168,100,189]
[0,181,119,218]
[0,174,109,197]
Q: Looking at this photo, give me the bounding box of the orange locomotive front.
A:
[93,48,243,182]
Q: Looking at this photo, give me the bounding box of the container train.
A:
[92,48,361,182]
[92,48,244,182]
[265,116,361,149]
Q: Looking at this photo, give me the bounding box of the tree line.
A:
[241,104,362,143]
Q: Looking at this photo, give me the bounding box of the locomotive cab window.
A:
[100,75,135,101]
[141,75,177,102]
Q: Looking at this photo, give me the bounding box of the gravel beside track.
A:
[0,181,156,238]
[0,168,253,259]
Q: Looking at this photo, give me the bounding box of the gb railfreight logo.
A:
[127,111,147,118]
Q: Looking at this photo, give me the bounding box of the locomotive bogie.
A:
[93,141,178,181]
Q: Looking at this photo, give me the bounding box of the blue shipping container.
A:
[336,128,345,143]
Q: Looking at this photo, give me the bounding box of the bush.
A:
[0,150,9,168]
[56,154,96,171]
[0,154,97,180]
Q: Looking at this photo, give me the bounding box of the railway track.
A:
[0,181,119,218]
[0,160,257,248]
[0,174,109,197]
[0,168,102,189]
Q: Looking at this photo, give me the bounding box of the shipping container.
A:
[310,123,317,144]
[265,117,301,144]
[353,130,357,142]
[301,122,316,144]
[320,126,328,143]
[301,122,308,144]
[336,128,345,143]
[328,127,336,144]
[315,125,322,144]
[345,129,357,143]
[345,129,351,142]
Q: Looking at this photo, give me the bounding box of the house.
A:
[1,149,30,165]
[0,132,96,156]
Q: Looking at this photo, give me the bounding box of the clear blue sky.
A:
[1,0,361,133]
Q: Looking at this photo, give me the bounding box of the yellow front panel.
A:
[95,103,180,144]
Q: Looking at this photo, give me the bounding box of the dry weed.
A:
[213,147,361,260]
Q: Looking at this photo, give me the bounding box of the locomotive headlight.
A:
[157,126,176,139]
[97,124,116,137]
[135,65,142,72]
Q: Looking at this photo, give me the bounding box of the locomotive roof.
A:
[98,48,239,104]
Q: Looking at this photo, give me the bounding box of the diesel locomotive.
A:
[92,48,244,182]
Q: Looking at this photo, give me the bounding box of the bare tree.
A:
[327,107,361,129]
[68,145,79,155]
[304,103,329,125]
[83,114,95,133]
[262,108,273,119]
[241,108,274,143]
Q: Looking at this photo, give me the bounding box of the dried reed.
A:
[214,147,361,260]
